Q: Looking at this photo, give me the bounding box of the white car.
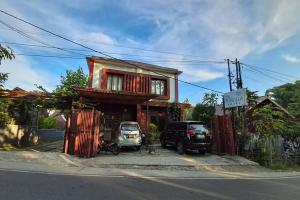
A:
[117,121,142,150]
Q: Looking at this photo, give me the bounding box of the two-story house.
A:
[75,56,187,134]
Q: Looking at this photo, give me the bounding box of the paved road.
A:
[0,170,299,200]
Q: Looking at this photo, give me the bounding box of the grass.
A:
[0,145,19,151]
[267,162,300,171]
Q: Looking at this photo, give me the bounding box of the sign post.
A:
[224,88,247,108]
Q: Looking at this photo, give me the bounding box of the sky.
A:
[0,0,300,105]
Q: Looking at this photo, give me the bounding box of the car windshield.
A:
[188,124,207,132]
[121,124,139,131]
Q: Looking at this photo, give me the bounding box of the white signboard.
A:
[224,89,247,108]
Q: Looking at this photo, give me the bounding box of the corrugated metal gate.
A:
[64,109,100,158]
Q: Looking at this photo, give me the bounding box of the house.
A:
[75,56,189,135]
[246,96,294,133]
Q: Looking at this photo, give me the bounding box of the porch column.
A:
[136,104,142,125]
[180,104,185,121]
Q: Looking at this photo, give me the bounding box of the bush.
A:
[38,117,57,129]
[0,111,9,127]
[148,123,159,145]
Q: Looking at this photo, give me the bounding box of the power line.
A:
[14,53,85,59]
[0,20,86,57]
[0,25,223,61]
[14,52,226,65]
[243,66,290,84]
[0,41,226,63]
[0,9,224,94]
[241,62,298,80]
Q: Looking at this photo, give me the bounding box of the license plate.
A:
[196,135,205,139]
[127,135,135,139]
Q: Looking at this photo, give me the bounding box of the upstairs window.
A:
[107,74,123,91]
[151,79,166,96]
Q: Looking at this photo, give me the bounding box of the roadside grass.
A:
[267,162,300,171]
[0,140,62,151]
[0,145,20,151]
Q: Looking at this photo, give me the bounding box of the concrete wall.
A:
[92,62,177,102]
[37,129,64,141]
[0,125,29,147]
[0,125,64,147]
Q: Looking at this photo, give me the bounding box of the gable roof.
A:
[250,96,294,118]
[87,56,182,75]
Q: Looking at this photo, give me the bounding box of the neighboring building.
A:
[247,96,294,133]
[75,56,188,133]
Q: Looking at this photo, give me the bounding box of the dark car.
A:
[160,121,211,155]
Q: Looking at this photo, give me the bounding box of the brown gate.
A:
[64,109,100,158]
[212,114,235,155]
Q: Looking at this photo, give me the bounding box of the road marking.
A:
[0,167,300,180]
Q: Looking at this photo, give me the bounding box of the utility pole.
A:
[227,59,233,91]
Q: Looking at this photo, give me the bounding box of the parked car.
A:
[116,121,142,150]
[160,121,211,154]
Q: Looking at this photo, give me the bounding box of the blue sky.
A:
[0,0,299,105]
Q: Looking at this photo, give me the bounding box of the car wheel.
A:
[198,149,206,155]
[176,141,184,155]
[161,138,166,148]
[135,146,141,151]
[110,144,120,155]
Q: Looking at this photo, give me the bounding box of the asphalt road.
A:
[0,170,300,200]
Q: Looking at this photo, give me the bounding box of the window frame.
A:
[151,78,168,98]
[106,73,124,91]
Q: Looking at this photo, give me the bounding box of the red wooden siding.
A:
[64,110,100,158]
[100,69,170,100]
[212,114,235,155]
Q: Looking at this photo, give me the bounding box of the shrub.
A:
[38,116,57,129]
[148,123,159,145]
[0,111,9,127]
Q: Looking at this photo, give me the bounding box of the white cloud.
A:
[181,68,224,82]
[1,0,300,87]
[1,56,55,91]
[283,54,300,63]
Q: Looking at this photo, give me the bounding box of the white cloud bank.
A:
[1,0,300,90]
[283,54,300,63]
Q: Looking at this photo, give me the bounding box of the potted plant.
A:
[147,123,159,154]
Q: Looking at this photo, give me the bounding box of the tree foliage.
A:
[167,101,180,122]
[252,105,285,136]
[246,89,259,107]
[0,45,15,126]
[0,44,15,88]
[38,116,57,129]
[266,81,300,110]
[266,80,300,139]
[192,92,218,127]
[55,67,88,97]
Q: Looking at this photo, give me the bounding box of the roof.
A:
[215,105,231,116]
[75,87,159,104]
[249,96,294,118]
[87,56,182,75]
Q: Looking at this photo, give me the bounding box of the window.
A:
[107,74,123,91]
[151,79,166,95]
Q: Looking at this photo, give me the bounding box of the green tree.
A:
[252,105,285,136]
[0,44,15,88]
[55,67,88,97]
[252,105,287,165]
[167,101,180,122]
[246,89,259,107]
[202,92,218,106]
[266,81,300,109]
[0,45,15,127]
[192,92,218,127]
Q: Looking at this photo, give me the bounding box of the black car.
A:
[160,121,211,154]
